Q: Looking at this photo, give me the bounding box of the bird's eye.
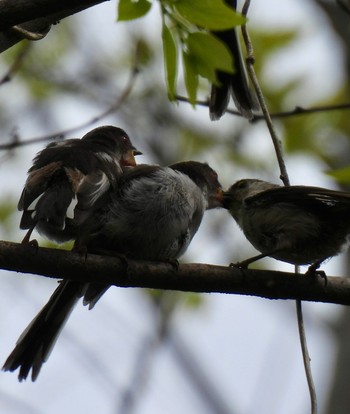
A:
[119,135,131,146]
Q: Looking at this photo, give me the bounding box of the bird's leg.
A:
[21,226,39,248]
[10,25,51,41]
[230,244,289,269]
[230,252,270,269]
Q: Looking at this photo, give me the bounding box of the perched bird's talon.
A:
[21,237,39,252]
[167,259,179,271]
[73,244,88,261]
[229,261,247,269]
[305,266,328,286]
[28,239,39,250]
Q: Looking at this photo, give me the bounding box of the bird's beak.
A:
[121,148,142,167]
[216,187,224,202]
[222,191,232,209]
[210,187,224,208]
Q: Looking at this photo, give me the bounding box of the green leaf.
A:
[117,0,152,21]
[182,50,198,105]
[174,0,246,30]
[326,166,350,184]
[162,23,178,100]
[186,32,234,83]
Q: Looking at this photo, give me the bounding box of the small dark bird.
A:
[209,0,257,120]
[81,161,223,259]
[18,125,141,244]
[222,179,350,269]
[3,161,223,381]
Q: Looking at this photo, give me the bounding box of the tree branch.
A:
[0,0,107,30]
[0,0,108,53]
[0,240,350,306]
[176,96,350,122]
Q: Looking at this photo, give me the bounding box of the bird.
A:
[3,161,223,381]
[222,178,350,269]
[18,125,141,244]
[209,0,257,120]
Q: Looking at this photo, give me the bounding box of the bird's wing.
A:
[246,185,350,212]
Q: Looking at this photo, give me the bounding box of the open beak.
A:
[209,187,224,208]
[216,187,224,203]
[121,148,142,167]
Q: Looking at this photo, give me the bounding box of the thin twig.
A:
[256,102,350,121]
[117,329,161,414]
[170,331,237,414]
[296,299,318,414]
[241,1,317,412]
[176,95,350,121]
[0,42,31,86]
[241,0,289,185]
[0,49,140,151]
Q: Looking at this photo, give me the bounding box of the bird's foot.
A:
[305,261,327,286]
[167,258,179,271]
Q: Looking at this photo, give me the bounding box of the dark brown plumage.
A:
[223,179,350,267]
[18,125,141,243]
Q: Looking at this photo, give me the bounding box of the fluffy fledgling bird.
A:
[209,0,257,120]
[222,179,350,268]
[18,125,141,244]
[3,161,222,381]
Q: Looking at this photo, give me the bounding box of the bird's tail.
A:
[2,280,84,381]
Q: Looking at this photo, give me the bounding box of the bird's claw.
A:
[167,259,179,271]
[305,263,327,286]
[21,237,39,253]
[229,261,249,269]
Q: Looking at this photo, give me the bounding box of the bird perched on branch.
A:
[209,0,257,120]
[222,179,350,270]
[18,125,141,244]
[3,161,223,381]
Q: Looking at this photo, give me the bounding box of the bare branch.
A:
[176,98,350,122]
[0,57,140,150]
[0,42,31,85]
[0,240,350,306]
[241,0,289,185]
[296,300,318,414]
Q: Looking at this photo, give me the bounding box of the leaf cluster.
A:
[118,0,245,103]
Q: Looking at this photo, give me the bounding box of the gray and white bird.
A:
[222,179,350,268]
[3,161,222,381]
[18,125,141,244]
